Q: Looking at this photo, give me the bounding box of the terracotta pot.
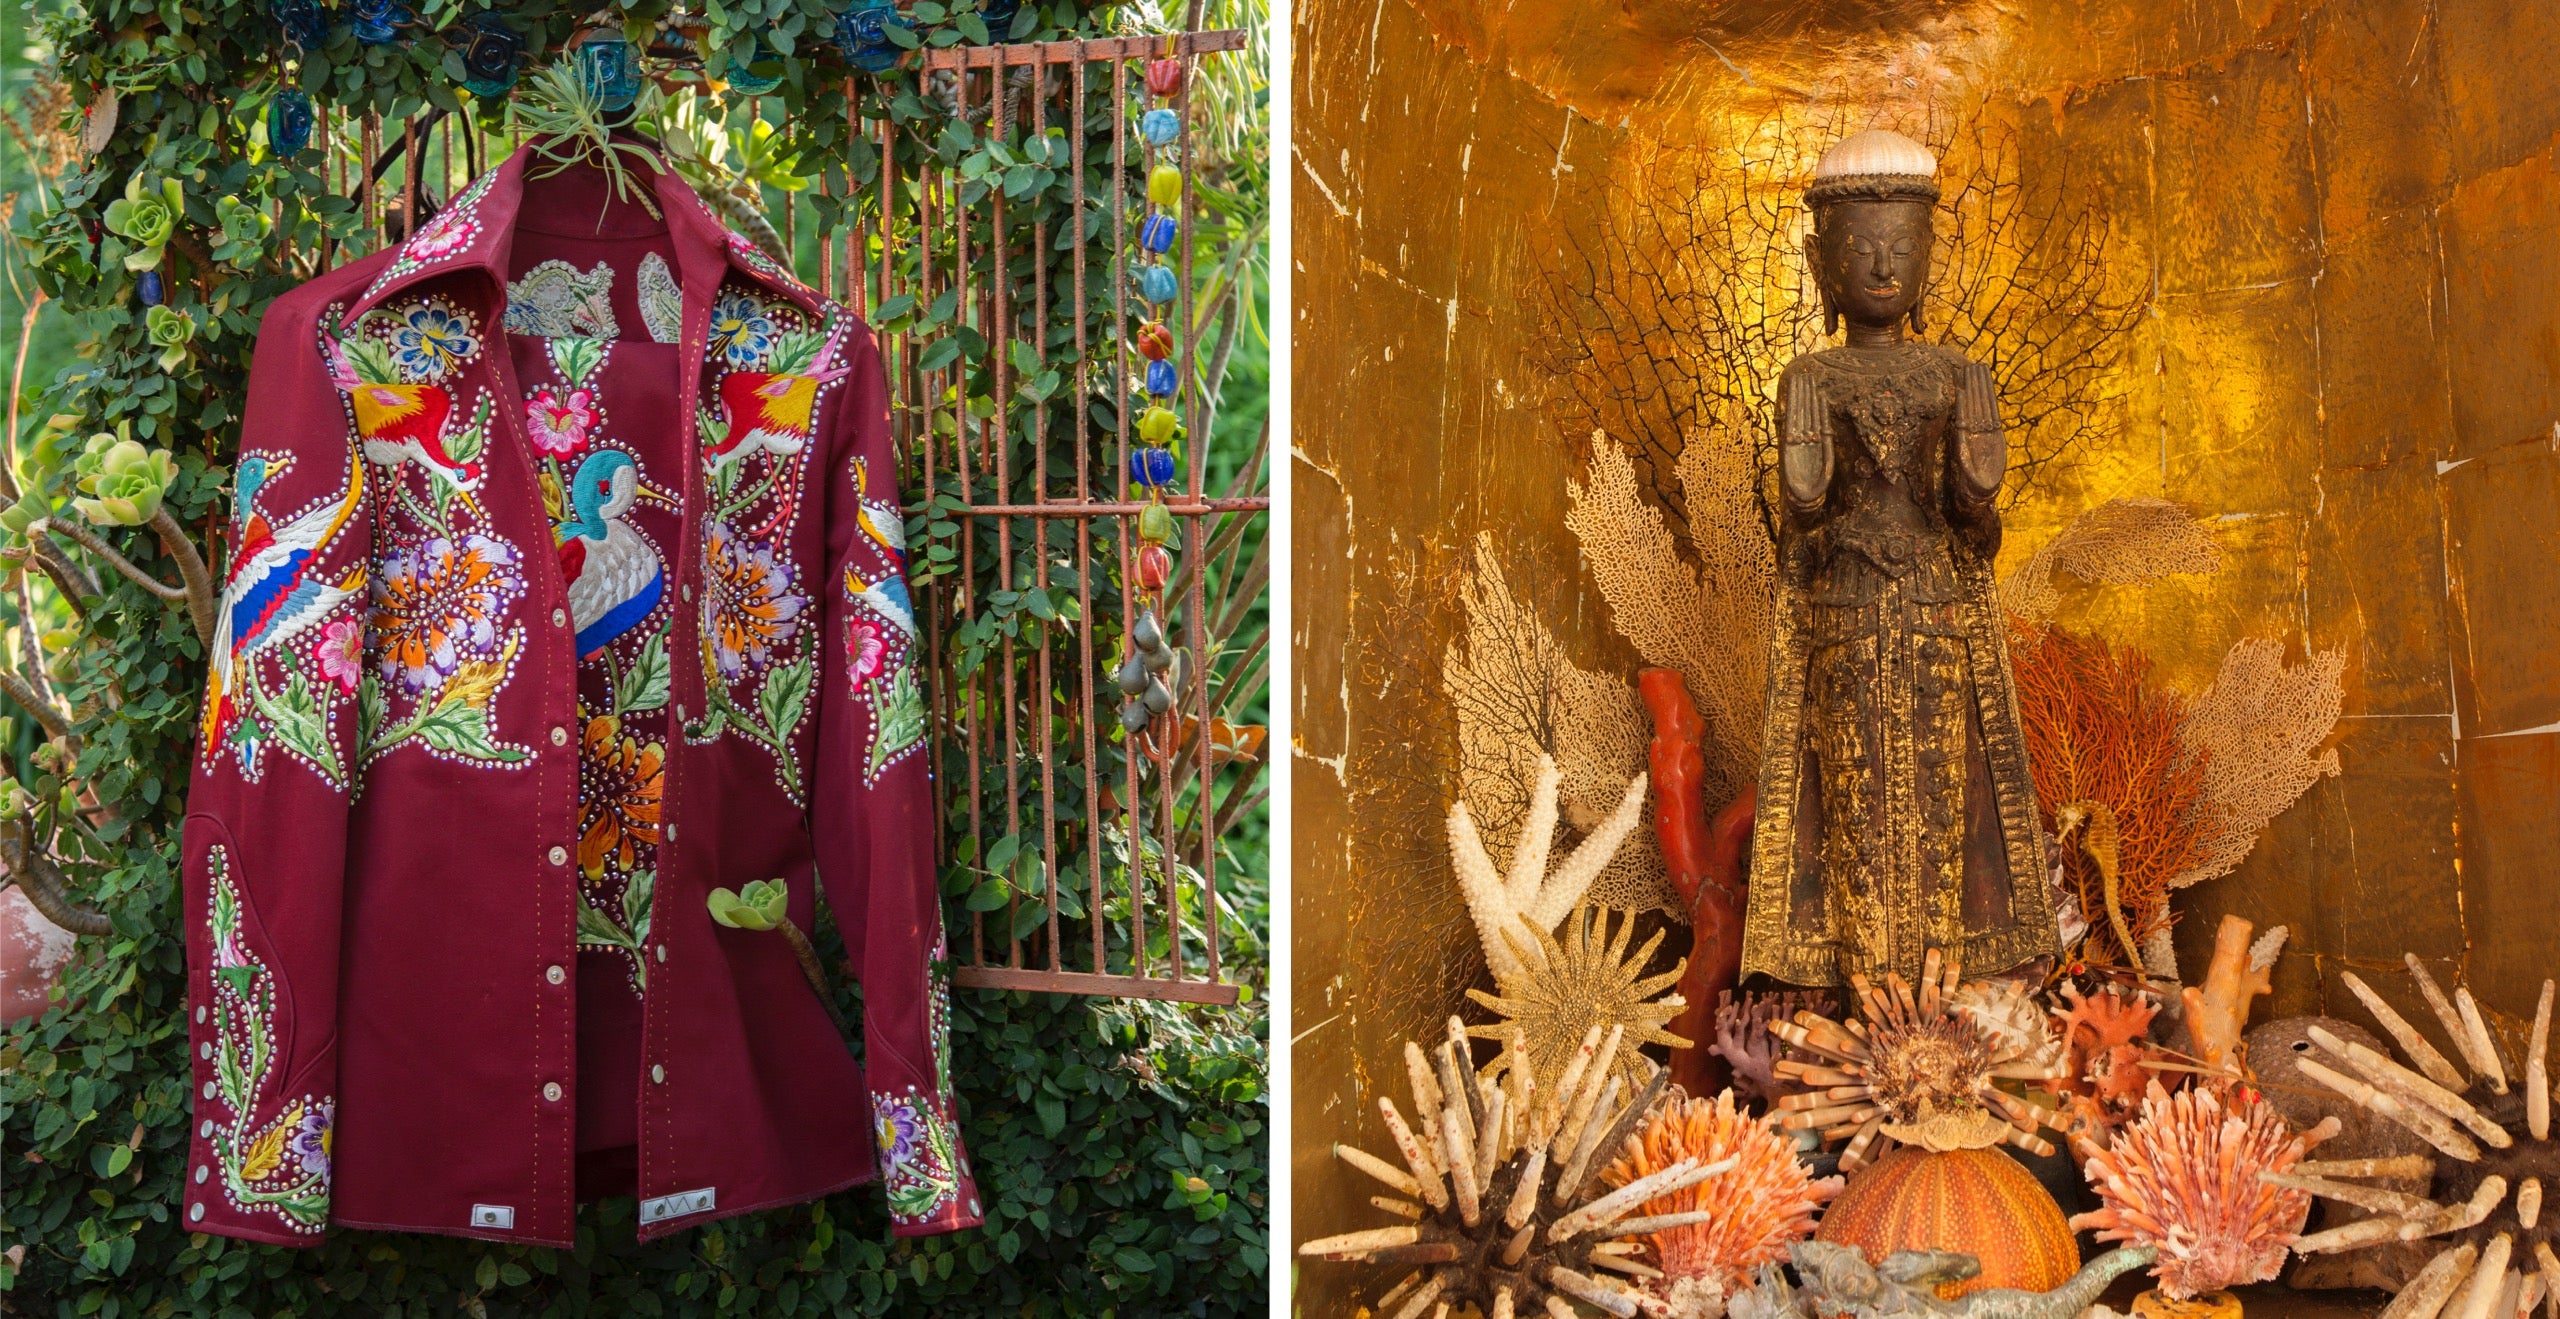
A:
[1814,1145,2080,1299]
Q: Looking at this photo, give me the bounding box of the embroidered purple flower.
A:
[525,384,596,457]
[702,519,803,678]
[846,618,887,692]
[870,1088,961,1222]
[370,533,522,692]
[313,617,364,693]
[291,1100,334,1180]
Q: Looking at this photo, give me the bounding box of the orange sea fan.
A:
[1603,1089,1845,1290]
[2009,623,2220,970]
[2071,1081,2329,1299]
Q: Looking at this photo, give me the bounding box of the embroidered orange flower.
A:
[702,518,805,678]
[369,533,523,693]
[577,715,663,880]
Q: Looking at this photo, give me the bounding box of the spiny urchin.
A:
[2071,1080,2331,1298]
[1300,1019,1732,1319]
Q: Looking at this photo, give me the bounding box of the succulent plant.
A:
[71,433,178,527]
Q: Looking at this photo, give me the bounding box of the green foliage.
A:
[0,0,1268,1312]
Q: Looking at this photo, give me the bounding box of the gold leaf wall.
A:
[1291,0,2560,1308]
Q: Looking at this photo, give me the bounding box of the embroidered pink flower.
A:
[846,618,887,692]
[313,617,364,693]
[405,206,478,261]
[525,386,596,457]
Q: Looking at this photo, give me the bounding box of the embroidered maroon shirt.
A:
[181,147,979,1247]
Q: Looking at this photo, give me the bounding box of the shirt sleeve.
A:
[181,293,373,1245]
[806,315,982,1237]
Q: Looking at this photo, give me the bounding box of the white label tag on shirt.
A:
[470,1204,515,1230]
[639,1187,717,1224]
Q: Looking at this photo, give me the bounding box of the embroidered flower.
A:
[370,533,523,692]
[708,288,777,369]
[702,519,804,678]
[389,299,480,381]
[525,385,596,457]
[291,1101,334,1180]
[870,1088,962,1223]
[846,618,887,692]
[313,617,364,693]
[577,715,664,880]
[405,205,478,261]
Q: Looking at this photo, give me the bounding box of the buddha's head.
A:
[1803,130,1940,337]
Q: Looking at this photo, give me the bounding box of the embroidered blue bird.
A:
[842,565,915,638]
[555,449,671,659]
[202,452,369,746]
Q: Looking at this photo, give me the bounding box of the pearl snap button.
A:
[665,824,678,842]
[199,1120,213,1138]
[194,1166,207,1185]
[201,1081,215,1099]
[189,1203,204,1223]
[543,1082,563,1102]
[655,945,667,963]
[651,1065,666,1084]
[200,1042,211,1059]
[681,583,693,602]
[551,726,568,746]
[195,1006,206,1024]
[552,608,568,627]
[549,845,568,866]
[546,965,565,985]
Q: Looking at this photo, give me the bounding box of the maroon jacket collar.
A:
[338,139,827,332]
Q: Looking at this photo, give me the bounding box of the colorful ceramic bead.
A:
[574,33,641,111]
[980,0,1021,33]
[834,1,906,73]
[1135,321,1175,361]
[267,89,314,158]
[1137,406,1179,445]
[1137,501,1176,545]
[457,12,525,97]
[726,41,787,95]
[1147,164,1183,207]
[1134,543,1175,591]
[1145,358,1178,397]
[1140,108,1180,146]
[1136,264,1179,305]
[1138,213,1177,254]
[1145,58,1184,98]
[272,0,325,49]
[1130,446,1177,489]
[137,271,164,307]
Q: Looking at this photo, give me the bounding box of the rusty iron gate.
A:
[282,26,1266,1006]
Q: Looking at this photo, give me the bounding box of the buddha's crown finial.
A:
[1806,129,1940,207]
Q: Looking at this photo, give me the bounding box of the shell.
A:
[2070,1081,2316,1298]
[1811,129,1937,182]
[1604,1089,1845,1291]
[1815,1145,2080,1299]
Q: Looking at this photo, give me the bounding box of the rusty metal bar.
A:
[1072,45,1108,981]
[953,965,1237,1004]
[919,31,1245,67]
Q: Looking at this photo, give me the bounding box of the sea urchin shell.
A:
[1604,1089,1844,1296]
[2071,1080,2327,1298]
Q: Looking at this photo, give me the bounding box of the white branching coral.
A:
[1447,754,1649,985]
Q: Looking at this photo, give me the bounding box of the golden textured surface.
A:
[1292,0,2560,1308]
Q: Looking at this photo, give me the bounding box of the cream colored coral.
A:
[2000,497,2222,626]
[2172,639,2345,890]
[1447,754,1650,985]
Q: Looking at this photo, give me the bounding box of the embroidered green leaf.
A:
[758,655,814,753]
[617,631,671,713]
[355,672,387,759]
[575,895,634,950]
[868,665,926,778]
[339,334,398,385]
[548,335,606,387]
[255,671,341,786]
[443,394,493,466]
[622,868,655,949]
[408,697,531,765]
[768,328,826,375]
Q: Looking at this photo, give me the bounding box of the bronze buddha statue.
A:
[1740,130,2057,988]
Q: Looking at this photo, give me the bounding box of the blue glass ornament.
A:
[980,0,1021,33]
[1136,264,1178,306]
[137,271,164,307]
[1144,358,1177,397]
[574,33,641,112]
[352,0,410,45]
[834,1,908,73]
[457,12,526,97]
[1139,213,1177,254]
[1140,108,1180,146]
[272,0,325,49]
[1129,446,1177,489]
[726,35,786,94]
[268,89,314,158]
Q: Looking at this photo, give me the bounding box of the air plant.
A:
[1300,1019,1733,1319]
[509,61,667,220]
[1768,950,2071,1172]
[1603,1089,1844,1318]
[2072,1080,2333,1298]
[2274,958,2559,1319]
